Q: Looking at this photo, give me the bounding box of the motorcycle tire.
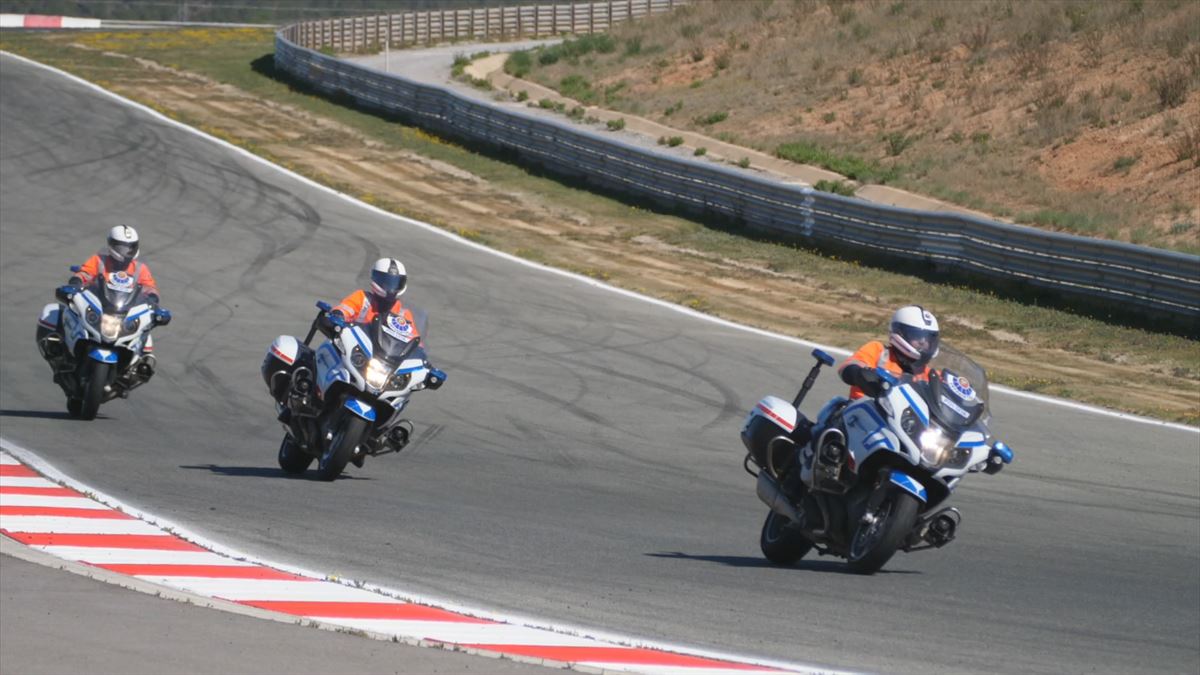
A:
[846,489,920,575]
[77,361,110,421]
[277,435,313,475]
[316,415,368,481]
[760,509,813,565]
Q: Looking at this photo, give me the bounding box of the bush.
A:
[1171,122,1200,166]
[606,117,626,131]
[695,111,729,125]
[624,36,643,57]
[814,179,856,196]
[775,140,899,183]
[847,67,863,86]
[515,90,528,102]
[505,50,532,78]
[538,98,556,109]
[694,146,707,156]
[884,131,917,156]
[1151,68,1189,110]
[451,52,470,77]
[667,136,684,147]
[559,74,595,103]
[737,157,751,168]
[663,101,683,116]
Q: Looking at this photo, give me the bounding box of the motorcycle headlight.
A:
[85,308,100,325]
[350,346,368,369]
[100,313,122,339]
[388,371,412,391]
[918,427,952,467]
[364,358,390,390]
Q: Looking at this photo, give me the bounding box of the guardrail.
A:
[282,0,685,51]
[274,6,1200,324]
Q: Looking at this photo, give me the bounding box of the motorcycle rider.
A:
[320,257,420,337]
[839,305,940,399]
[50,225,161,378]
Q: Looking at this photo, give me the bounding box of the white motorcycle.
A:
[741,345,1013,574]
[261,301,446,481]
[35,266,171,420]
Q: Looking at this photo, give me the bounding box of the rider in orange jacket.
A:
[68,225,160,306]
[839,306,939,399]
[322,258,419,337]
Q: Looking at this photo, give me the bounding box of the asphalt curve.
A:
[1,54,1197,675]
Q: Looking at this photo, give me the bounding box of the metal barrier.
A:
[281,0,685,51]
[274,6,1200,323]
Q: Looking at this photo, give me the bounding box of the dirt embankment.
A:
[508,0,1200,252]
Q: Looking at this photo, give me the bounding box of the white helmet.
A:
[369,257,407,311]
[889,305,940,369]
[107,225,139,267]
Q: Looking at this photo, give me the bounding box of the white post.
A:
[384,24,390,72]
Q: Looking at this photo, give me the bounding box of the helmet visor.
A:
[370,269,406,299]
[892,322,940,364]
[108,239,138,263]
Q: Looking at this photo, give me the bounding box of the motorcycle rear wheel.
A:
[760,509,813,565]
[316,416,368,481]
[277,435,313,475]
[846,490,919,575]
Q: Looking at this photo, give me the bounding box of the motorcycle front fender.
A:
[88,347,118,364]
[888,470,928,503]
[343,397,377,422]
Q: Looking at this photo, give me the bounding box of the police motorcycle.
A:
[740,345,1013,574]
[261,302,446,481]
[35,266,171,420]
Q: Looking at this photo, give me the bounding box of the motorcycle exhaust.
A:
[755,471,803,524]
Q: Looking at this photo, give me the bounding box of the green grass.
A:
[776,140,899,184]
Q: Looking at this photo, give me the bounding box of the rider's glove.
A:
[319,309,346,334]
[857,368,884,397]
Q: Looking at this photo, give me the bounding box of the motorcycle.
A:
[35,266,171,420]
[740,345,1013,574]
[261,301,446,481]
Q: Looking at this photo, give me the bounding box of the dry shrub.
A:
[1080,30,1104,68]
[962,23,991,54]
[1151,68,1190,110]
[1171,121,1200,166]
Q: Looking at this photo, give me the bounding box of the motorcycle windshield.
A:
[915,344,990,431]
[97,272,141,314]
[372,310,421,362]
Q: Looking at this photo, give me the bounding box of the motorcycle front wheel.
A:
[846,489,919,575]
[316,415,368,481]
[76,361,111,421]
[277,435,313,475]
[760,509,813,565]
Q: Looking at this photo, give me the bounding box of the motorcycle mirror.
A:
[55,286,72,304]
[811,349,835,367]
[154,308,172,326]
[316,300,332,312]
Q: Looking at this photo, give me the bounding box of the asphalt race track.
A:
[1,54,1197,674]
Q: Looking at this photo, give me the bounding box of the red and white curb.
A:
[0,446,843,675]
[0,14,101,29]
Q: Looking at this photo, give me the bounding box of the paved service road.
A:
[1,54,1197,675]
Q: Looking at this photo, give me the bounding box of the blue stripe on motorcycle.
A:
[349,326,371,356]
[343,398,376,421]
[899,386,929,426]
[889,471,928,502]
[88,348,118,363]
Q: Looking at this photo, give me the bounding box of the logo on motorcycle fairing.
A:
[382,314,414,342]
[106,271,134,292]
[946,372,975,400]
